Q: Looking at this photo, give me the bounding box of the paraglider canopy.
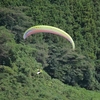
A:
[23,25,75,50]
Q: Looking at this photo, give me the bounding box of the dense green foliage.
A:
[0,0,100,99]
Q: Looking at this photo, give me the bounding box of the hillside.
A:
[0,64,100,100]
[0,0,100,100]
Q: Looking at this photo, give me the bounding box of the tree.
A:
[0,7,33,43]
[44,44,98,90]
[0,26,14,65]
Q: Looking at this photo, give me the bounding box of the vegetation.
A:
[0,0,100,99]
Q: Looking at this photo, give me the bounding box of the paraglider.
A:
[23,25,75,50]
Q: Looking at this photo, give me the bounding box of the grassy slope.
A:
[30,71,100,100]
[1,70,99,100]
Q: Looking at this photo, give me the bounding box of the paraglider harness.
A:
[37,69,42,75]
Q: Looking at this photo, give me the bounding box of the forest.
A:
[0,0,100,100]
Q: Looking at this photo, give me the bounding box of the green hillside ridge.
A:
[0,0,100,99]
[0,27,100,100]
[0,64,100,100]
